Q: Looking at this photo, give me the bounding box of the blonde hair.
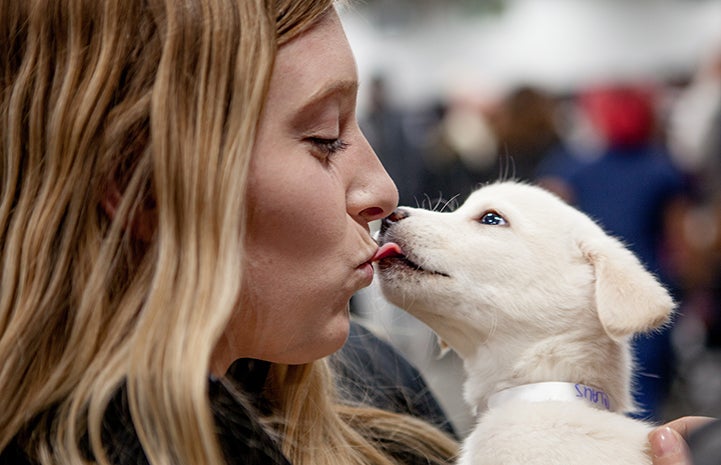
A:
[0,1,458,464]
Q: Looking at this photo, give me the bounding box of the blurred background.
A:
[342,0,721,437]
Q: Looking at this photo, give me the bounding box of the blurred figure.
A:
[493,85,563,182]
[668,50,721,203]
[664,50,721,420]
[534,92,601,203]
[419,98,499,205]
[666,50,721,346]
[543,83,688,422]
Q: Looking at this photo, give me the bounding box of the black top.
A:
[331,321,457,439]
[1,375,290,465]
[689,419,721,465]
[1,321,455,464]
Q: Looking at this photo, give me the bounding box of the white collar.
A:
[487,382,613,412]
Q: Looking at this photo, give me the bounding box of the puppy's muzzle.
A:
[380,208,409,235]
[376,209,450,278]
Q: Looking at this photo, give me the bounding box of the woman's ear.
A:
[578,232,675,341]
[100,178,156,243]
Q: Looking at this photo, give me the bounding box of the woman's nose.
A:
[348,134,399,223]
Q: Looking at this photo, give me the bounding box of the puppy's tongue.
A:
[373,242,403,261]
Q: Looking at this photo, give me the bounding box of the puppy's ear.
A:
[579,233,675,340]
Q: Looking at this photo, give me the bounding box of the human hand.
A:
[649,416,715,465]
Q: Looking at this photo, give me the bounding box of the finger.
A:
[649,426,691,465]
[659,416,716,440]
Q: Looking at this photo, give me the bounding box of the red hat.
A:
[582,85,656,148]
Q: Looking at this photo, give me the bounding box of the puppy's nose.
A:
[380,208,409,235]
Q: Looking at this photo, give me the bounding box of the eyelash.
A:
[308,137,350,158]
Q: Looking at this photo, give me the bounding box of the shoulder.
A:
[210,377,292,465]
[102,380,292,465]
[3,380,292,465]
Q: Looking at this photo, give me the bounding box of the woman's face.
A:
[222,10,398,366]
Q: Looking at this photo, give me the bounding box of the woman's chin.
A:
[285,318,351,364]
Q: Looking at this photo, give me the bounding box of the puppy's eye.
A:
[479,211,507,226]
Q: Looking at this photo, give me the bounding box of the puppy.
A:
[373,181,674,465]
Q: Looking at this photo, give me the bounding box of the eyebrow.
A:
[295,79,359,116]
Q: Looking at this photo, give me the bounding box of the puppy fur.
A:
[375,181,675,465]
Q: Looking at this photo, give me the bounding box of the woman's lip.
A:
[357,262,374,285]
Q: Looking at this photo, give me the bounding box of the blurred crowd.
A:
[358,50,721,431]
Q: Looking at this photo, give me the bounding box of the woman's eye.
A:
[479,211,507,226]
[307,137,349,158]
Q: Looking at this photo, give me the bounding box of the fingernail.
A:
[652,427,681,458]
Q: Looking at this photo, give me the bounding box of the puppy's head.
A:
[375,181,675,358]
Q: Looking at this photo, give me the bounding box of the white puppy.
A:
[374,181,674,465]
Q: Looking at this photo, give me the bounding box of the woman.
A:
[0,0,705,464]
[0,1,456,464]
